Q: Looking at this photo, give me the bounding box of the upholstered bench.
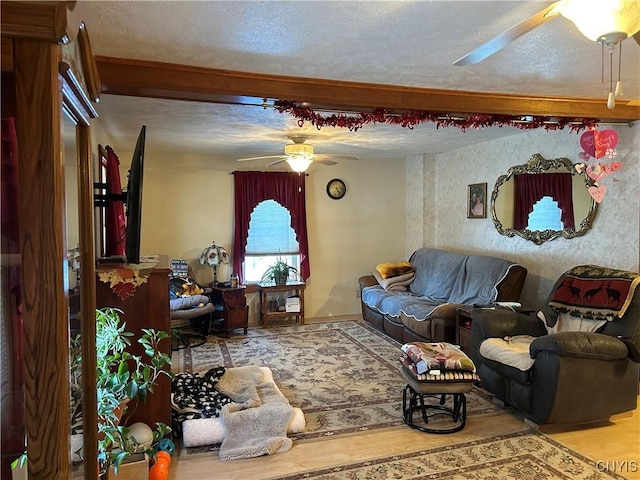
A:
[399,342,478,434]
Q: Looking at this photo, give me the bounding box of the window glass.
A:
[527,196,563,231]
[244,200,300,282]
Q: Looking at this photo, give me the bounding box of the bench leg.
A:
[402,385,468,434]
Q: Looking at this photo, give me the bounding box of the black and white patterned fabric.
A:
[171,366,232,433]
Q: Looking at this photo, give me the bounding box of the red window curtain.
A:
[513,173,575,230]
[105,146,126,256]
[1,116,25,473]
[232,171,310,283]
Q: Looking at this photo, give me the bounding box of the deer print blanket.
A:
[548,265,640,321]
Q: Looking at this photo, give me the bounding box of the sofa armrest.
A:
[530,332,630,361]
[495,264,528,302]
[471,309,547,339]
[359,274,378,290]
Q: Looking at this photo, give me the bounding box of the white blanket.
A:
[182,407,306,448]
[213,366,299,461]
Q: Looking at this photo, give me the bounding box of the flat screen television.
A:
[124,125,145,264]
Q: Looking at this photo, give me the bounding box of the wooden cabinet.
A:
[95,256,172,427]
[259,282,305,326]
[210,286,248,337]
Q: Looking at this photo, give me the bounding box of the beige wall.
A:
[429,123,640,309]
[91,120,638,319]
[110,150,406,319]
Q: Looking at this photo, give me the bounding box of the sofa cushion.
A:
[479,335,536,371]
[362,286,443,320]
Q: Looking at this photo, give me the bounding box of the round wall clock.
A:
[326,178,347,200]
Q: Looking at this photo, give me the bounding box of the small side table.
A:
[259,282,305,327]
[455,306,475,354]
[209,285,248,337]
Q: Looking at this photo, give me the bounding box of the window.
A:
[232,171,310,284]
[527,196,564,231]
[244,200,300,282]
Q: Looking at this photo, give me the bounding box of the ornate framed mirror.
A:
[490,153,598,245]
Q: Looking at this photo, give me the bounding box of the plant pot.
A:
[107,453,148,480]
[274,272,288,286]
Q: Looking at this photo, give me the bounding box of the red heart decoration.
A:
[595,129,619,159]
[580,130,596,158]
[588,185,607,203]
[610,161,622,172]
[580,129,619,159]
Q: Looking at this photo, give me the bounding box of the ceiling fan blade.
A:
[266,158,287,167]
[314,154,359,162]
[237,155,285,162]
[453,1,561,66]
[634,31,640,46]
[315,159,338,166]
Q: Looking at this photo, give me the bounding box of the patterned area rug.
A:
[268,430,628,480]
[173,320,509,454]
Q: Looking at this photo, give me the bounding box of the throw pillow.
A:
[376,261,414,279]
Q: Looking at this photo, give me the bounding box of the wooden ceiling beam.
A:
[96,56,639,122]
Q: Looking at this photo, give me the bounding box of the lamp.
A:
[67,243,81,292]
[199,241,230,285]
[553,0,640,109]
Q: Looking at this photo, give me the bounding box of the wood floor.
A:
[168,404,639,479]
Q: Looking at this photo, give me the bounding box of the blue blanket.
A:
[362,248,518,321]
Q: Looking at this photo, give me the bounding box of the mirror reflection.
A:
[491,154,598,245]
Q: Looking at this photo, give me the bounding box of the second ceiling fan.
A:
[454,0,640,66]
[237,135,359,172]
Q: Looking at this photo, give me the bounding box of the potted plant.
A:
[260,258,301,286]
[70,307,173,478]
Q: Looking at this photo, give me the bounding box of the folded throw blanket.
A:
[372,269,415,291]
[401,342,476,374]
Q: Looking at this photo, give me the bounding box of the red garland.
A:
[274,100,600,133]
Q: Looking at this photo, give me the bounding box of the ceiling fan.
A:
[454,0,640,66]
[237,135,359,172]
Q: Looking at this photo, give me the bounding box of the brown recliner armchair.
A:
[470,265,640,425]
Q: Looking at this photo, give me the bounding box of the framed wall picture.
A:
[467,183,487,218]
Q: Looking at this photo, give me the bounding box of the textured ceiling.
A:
[73,0,640,162]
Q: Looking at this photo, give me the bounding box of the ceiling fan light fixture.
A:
[556,0,640,45]
[285,143,314,156]
[286,155,313,172]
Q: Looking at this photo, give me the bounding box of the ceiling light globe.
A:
[558,0,640,45]
[286,156,313,172]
